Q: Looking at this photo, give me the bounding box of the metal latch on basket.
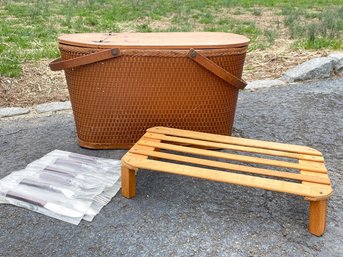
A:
[188,49,247,90]
[49,48,121,71]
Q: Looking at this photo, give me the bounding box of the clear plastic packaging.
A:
[0,150,121,224]
[0,181,92,225]
[27,150,120,186]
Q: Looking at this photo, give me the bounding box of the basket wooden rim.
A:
[58,32,250,49]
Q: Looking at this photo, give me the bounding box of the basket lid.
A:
[58,32,249,49]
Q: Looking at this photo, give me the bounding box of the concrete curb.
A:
[0,101,72,119]
[0,107,30,118]
[245,79,287,91]
[36,101,72,113]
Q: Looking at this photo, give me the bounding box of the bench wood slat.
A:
[147,127,322,156]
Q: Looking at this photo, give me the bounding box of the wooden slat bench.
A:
[121,127,333,236]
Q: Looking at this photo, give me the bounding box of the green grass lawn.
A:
[1,0,342,77]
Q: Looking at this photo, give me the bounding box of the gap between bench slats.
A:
[143,133,323,162]
[129,147,330,185]
[147,127,322,156]
[137,140,327,173]
[124,154,330,199]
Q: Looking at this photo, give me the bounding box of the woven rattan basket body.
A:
[50,33,249,149]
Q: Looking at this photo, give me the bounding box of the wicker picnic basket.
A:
[50,32,249,149]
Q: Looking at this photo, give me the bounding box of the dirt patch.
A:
[220,8,282,29]
[0,61,68,107]
[149,18,174,31]
[244,44,330,82]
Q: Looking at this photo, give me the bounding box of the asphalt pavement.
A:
[0,78,342,257]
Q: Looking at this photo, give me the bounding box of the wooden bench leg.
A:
[121,165,136,198]
[308,200,327,236]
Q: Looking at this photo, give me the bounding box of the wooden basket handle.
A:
[188,49,247,89]
[49,48,121,71]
